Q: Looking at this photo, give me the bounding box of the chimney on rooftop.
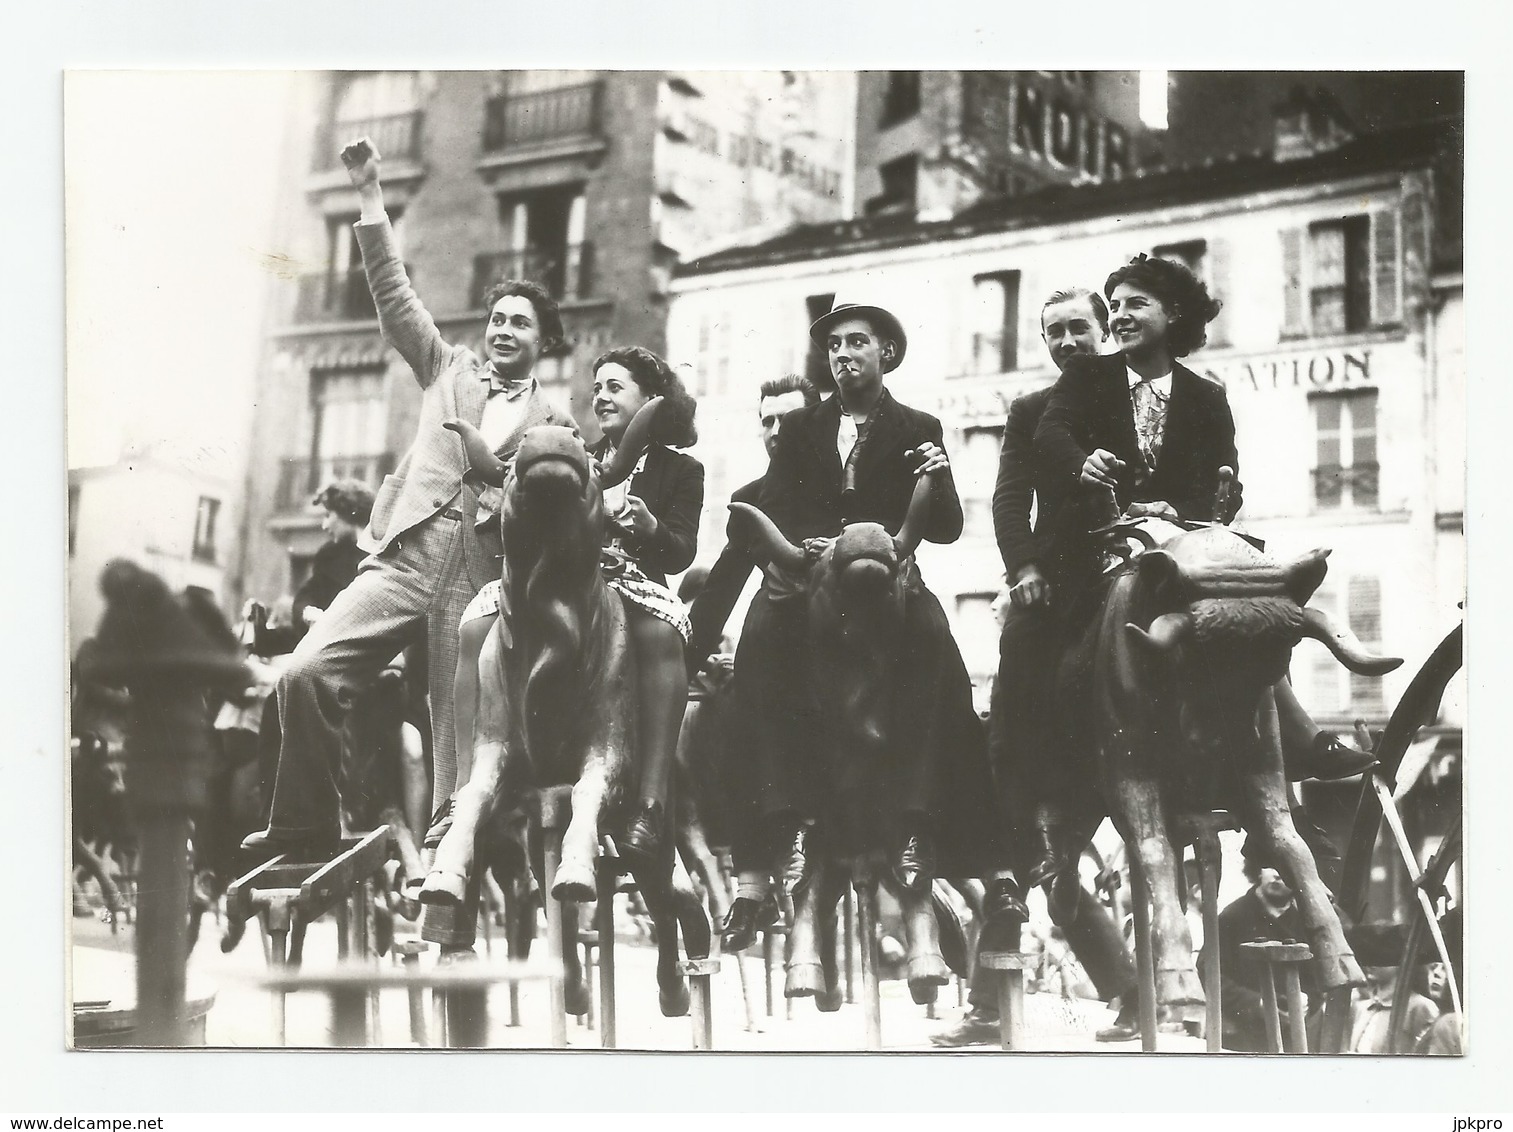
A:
[1273,85,1356,162]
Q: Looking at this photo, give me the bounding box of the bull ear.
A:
[1282,548,1330,605]
[1134,550,1182,603]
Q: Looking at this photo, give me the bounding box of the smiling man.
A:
[242,138,576,895]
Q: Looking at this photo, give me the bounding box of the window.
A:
[327,72,422,164]
[958,425,1004,538]
[971,271,1020,373]
[1153,239,1206,276]
[880,72,921,127]
[277,369,390,510]
[474,187,590,303]
[1154,238,1227,347]
[1311,389,1378,510]
[68,484,80,557]
[804,293,836,390]
[1309,217,1371,335]
[192,496,221,564]
[865,154,918,215]
[1305,575,1386,717]
[1282,213,1398,339]
[296,207,402,323]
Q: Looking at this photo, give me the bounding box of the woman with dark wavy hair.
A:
[448,345,703,868]
[585,346,702,865]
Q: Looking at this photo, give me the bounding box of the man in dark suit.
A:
[745,297,1019,930]
[683,374,819,949]
[938,286,1143,1046]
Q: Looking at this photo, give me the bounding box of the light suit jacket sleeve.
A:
[354,217,469,390]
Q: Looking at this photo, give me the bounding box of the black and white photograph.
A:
[56,63,1472,1065]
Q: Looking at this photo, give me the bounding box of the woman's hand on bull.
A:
[1080,448,1125,490]
[909,441,950,478]
[620,494,660,540]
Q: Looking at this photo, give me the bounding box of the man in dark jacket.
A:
[684,374,818,950]
[1203,856,1320,1052]
[745,297,1018,932]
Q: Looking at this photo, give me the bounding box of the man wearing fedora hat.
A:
[741,295,1020,928]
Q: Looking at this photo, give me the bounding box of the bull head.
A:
[730,472,937,579]
[1125,537,1402,678]
[444,396,664,490]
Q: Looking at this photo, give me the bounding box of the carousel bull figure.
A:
[1056,516,1400,1006]
[421,402,709,1017]
[733,477,967,1007]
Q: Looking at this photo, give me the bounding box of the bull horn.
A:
[443,419,507,487]
[892,474,935,558]
[599,396,665,488]
[1282,548,1331,605]
[1299,606,1404,677]
[1215,465,1237,524]
[728,502,808,575]
[1125,611,1194,654]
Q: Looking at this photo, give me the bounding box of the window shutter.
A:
[1371,209,1402,326]
[1347,575,1386,713]
[1280,227,1306,338]
[1206,237,1231,347]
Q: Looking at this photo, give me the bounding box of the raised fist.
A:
[340,137,381,189]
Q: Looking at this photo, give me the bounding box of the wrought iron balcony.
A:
[292,265,408,323]
[274,453,396,514]
[1312,462,1380,509]
[482,82,602,152]
[471,244,594,306]
[313,111,425,171]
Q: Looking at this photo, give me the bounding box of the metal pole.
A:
[1283,966,1308,1053]
[134,819,192,1046]
[1128,856,1158,1053]
[597,861,617,1049]
[1258,966,1283,1053]
[1197,829,1223,1053]
[843,887,856,1005]
[857,876,882,1049]
[538,787,572,1049]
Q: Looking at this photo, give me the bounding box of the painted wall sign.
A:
[1196,348,1374,393]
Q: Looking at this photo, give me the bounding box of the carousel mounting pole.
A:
[84,561,250,1047]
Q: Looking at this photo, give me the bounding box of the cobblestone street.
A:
[70,907,1207,1053]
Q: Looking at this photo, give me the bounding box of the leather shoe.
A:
[720,894,779,952]
[777,823,813,898]
[422,796,455,850]
[892,830,935,893]
[619,801,666,867]
[930,1007,1000,1048]
[1095,998,1141,1042]
[240,828,340,861]
[1290,732,1378,782]
[978,878,1029,954]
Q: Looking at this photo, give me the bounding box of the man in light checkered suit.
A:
[243,139,577,892]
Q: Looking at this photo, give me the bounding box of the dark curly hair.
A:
[313,479,375,526]
[1104,254,1223,358]
[592,346,698,448]
[482,279,565,354]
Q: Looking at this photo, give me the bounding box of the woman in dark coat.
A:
[449,347,703,867]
